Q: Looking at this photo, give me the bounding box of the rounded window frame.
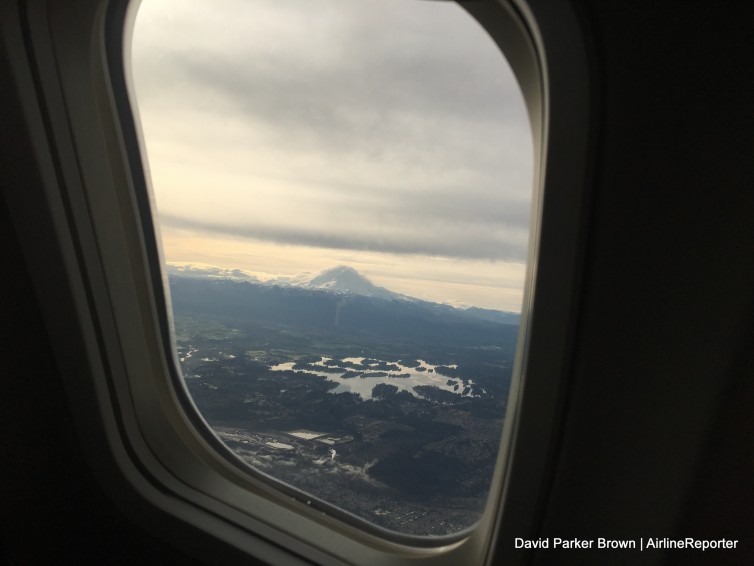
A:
[7,0,592,563]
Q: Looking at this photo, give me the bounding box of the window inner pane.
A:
[132,0,532,537]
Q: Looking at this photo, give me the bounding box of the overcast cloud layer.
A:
[132,0,533,307]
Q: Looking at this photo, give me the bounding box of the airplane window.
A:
[131,0,532,538]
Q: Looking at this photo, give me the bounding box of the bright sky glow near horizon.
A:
[132,0,533,312]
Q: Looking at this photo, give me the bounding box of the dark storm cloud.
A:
[161,212,528,262]
[296,179,533,240]
[137,0,525,123]
[135,0,530,162]
[150,46,528,190]
[171,29,524,135]
[133,0,533,263]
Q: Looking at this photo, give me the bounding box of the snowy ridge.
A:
[166,262,519,323]
[166,262,260,283]
[292,265,401,301]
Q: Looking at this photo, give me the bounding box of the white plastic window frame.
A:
[1,0,591,564]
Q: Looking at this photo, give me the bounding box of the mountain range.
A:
[166,262,520,326]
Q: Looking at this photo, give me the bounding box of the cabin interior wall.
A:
[0,202,203,565]
[1,0,752,564]
[512,1,754,564]
[0,34,203,562]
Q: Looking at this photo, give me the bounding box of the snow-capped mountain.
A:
[166,262,519,323]
[292,265,401,301]
[165,262,260,283]
[166,263,399,300]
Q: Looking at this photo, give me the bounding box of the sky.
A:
[131,0,533,311]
